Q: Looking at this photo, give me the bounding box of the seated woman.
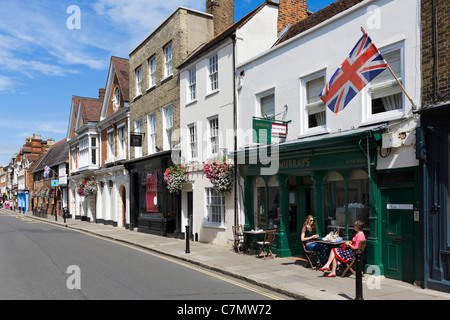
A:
[301,215,329,267]
[320,220,366,277]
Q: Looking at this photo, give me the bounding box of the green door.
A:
[381,188,415,282]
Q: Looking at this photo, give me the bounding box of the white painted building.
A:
[178,0,309,246]
[237,0,420,167]
[67,57,130,228]
[234,0,423,279]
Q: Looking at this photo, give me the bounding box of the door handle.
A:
[394,237,405,242]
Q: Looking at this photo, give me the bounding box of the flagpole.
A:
[361,27,416,109]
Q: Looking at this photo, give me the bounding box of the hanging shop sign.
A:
[252,117,290,144]
[130,133,143,147]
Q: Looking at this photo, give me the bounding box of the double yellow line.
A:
[52,224,285,300]
[12,215,285,300]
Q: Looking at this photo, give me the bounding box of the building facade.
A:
[418,0,450,292]
[67,94,103,222]
[95,56,131,228]
[178,0,308,247]
[125,5,215,236]
[31,138,69,218]
[236,0,421,284]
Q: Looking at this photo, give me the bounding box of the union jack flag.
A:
[320,33,389,114]
[44,165,50,179]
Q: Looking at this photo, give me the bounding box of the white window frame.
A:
[163,105,173,151]
[208,53,219,93]
[208,116,219,156]
[117,123,126,160]
[134,119,143,158]
[78,137,89,168]
[90,136,98,166]
[188,123,198,160]
[257,89,275,120]
[164,43,173,79]
[114,87,120,110]
[188,66,197,102]
[363,42,405,124]
[148,56,156,88]
[147,113,157,154]
[300,70,327,136]
[107,129,115,162]
[204,188,225,228]
[71,148,76,172]
[135,66,142,97]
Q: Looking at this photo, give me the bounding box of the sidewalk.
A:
[6,209,450,300]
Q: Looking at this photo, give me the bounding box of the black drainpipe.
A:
[230,33,238,227]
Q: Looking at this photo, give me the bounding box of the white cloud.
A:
[0,119,67,135]
[0,76,15,92]
[92,0,205,52]
[0,1,109,79]
[0,0,206,82]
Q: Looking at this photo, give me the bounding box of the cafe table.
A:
[243,230,266,253]
[316,239,345,248]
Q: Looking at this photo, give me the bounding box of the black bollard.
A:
[355,249,363,300]
[185,225,190,254]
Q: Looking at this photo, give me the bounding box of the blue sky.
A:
[0,0,335,166]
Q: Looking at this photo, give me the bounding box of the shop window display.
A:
[254,177,266,230]
[348,170,370,232]
[324,172,345,234]
[267,176,280,230]
[324,170,370,238]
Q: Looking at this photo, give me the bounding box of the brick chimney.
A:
[99,88,106,100]
[206,0,235,36]
[278,0,308,36]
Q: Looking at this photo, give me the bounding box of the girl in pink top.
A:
[319,220,366,277]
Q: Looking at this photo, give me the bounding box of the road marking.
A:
[39,222,285,300]
[118,242,285,300]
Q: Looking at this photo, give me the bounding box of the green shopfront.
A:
[238,126,421,281]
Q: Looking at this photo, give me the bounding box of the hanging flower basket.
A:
[164,164,189,194]
[76,179,98,197]
[47,189,56,198]
[203,157,234,195]
[40,188,49,198]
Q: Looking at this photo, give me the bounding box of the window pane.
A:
[206,188,224,224]
[189,125,197,159]
[370,49,403,114]
[209,54,218,91]
[324,172,345,235]
[348,170,370,233]
[261,94,275,119]
[372,50,401,85]
[209,117,218,154]
[254,177,266,230]
[307,77,324,104]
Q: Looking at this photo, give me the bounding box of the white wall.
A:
[178,4,282,246]
[236,0,421,171]
[235,4,278,64]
